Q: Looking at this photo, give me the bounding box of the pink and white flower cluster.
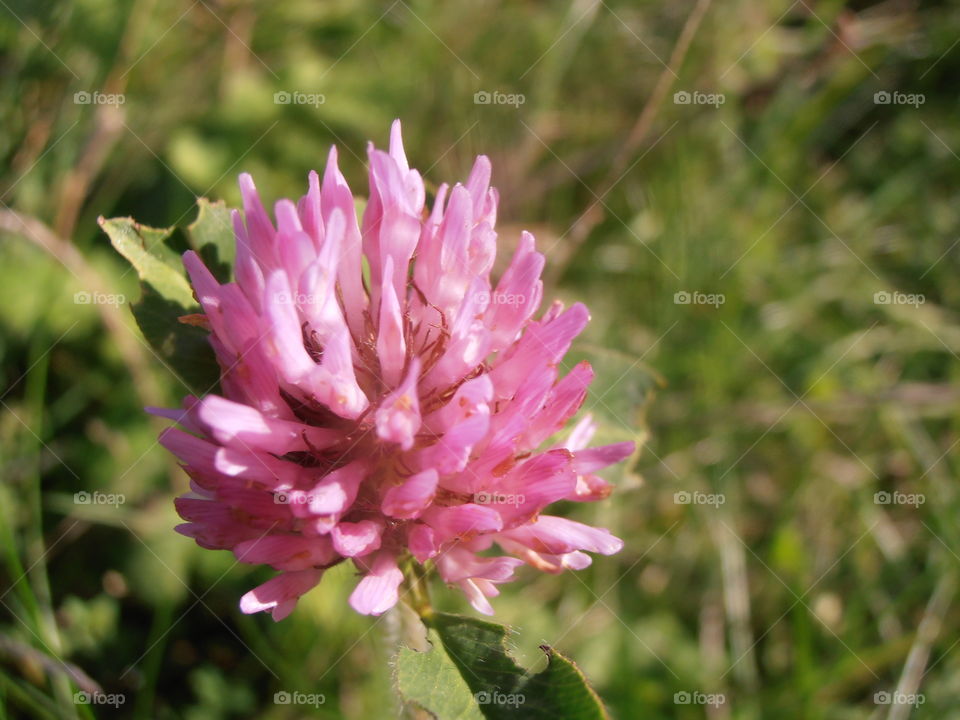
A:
[152,121,633,619]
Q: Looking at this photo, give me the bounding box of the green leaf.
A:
[396,612,609,720]
[98,217,194,308]
[186,198,235,283]
[131,288,221,396]
[99,214,221,395]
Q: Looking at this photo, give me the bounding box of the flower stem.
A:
[401,557,434,621]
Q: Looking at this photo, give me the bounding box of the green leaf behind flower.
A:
[186,198,235,283]
[396,612,608,720]
[99,205,229,396]
[98,216,194,308]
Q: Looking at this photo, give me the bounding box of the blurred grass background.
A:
[2,0,960,717]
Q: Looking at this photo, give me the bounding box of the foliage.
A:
[2,0,960,718]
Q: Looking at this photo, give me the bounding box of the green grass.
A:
[3,0,960,717]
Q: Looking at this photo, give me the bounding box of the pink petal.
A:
[459,578,495,615]
[159,428,217,473]
[494,449,577,525]
[232,208,266,312]
[465,155,492,219]
[296,169,323,246]
[321,146,366,337]
[348,553,403,616]
[521,362,593,451]
[500,515,624,556]
[287,460,367,518]
[240,569,322,621]
[263,269,317,381]
[490,302,589,400]
[375,358,421,450]
[486,231,544,352]
[195,395,337,455]
[376,256,407,388]
[416,413,489,474]
[572,442,636,473]
[427,375,493,432]
[421,503,503,541]
[435,548,523,584]
[146,396,203,435]
[237,173,277,270]
[234,535,336,571]
[382,469,438,519]
[566,473,614,502]
[408,524,438,563]
[562,414,598,452]
[331,520,383,557]
[298,208,344,335]
[174,497,261,550]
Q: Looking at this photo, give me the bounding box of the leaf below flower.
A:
[396,612,608,720]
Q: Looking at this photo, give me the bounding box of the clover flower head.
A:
[152,121,634,619]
